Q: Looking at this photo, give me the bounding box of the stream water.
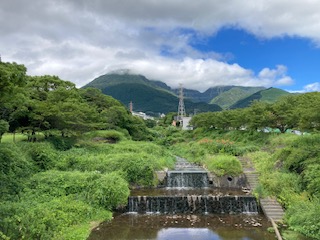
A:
[88,157,275,240]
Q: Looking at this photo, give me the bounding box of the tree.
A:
[296,92,320,132]
[0,120,9,143]
[268,95,299,133]
[80,88,122,112]
[101,105,130,129]
[190,112,216,129]
[245,101,271,131]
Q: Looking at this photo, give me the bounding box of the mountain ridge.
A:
[83,72,291,114]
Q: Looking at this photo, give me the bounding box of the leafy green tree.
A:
[0,62,27,107]
[0,62,29,138]
[191,112,217,129]
[102,105,130,129]
[80,87,122,112]
[296,92,320,131]
[159,112,176,126]
[268,96,299,133]
[126,115,150,141]
[246,101,271,131]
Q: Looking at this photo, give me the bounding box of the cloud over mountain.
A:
[1,0,319,91]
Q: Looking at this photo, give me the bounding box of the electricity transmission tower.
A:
[177,83,186,121]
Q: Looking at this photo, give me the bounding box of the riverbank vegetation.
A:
[0,133,175,239]
[1,60,320,239]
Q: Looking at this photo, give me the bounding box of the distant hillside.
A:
[210,86,265,109]
[230,87,291,109]
[84,72,292,113]
[173,86,235,103]
[83,73,222,115]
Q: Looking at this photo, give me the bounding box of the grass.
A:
[1,133,28,143]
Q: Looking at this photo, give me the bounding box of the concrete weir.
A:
[166,170,209,188]
[127,195,258,214]
[127,156,260,215]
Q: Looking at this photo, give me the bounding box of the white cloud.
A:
[258,65,294,87]
[303,82,320,92]
[1,0,318,91]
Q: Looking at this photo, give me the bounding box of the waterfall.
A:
[126,157,259,216]
[166,171,209,188]
[127,196,259,214]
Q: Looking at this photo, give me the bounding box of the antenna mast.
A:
[177,83,186,121]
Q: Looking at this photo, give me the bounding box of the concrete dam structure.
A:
[126,156,259,215]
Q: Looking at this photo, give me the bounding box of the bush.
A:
[0,144,34,200]
[56,141,175,186]
[25,170,129,209]
[205,154,242,176]
[286,197,320,239]
[0,197,112,240]
[83,130,127,143]
[47,135,77,150]
[19,142,58,171]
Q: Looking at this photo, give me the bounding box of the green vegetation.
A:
[85,80,221,115]
[230,87,291,109]
[0,134,175,239]
[1,60,320,239]
[204,154,242,176]
[85,73,291,111]
[192,92,320,133]
[210,86,264,109]
[0,61,176,239]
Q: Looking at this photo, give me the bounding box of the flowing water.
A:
[88,157,275,239]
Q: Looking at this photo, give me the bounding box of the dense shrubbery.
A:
[57,141,175,186]
[19,142,58,171]
[0,196,111,240]
[25,170,129,209]
[204,154,242,176]
[248,134,320,239]
[0,143,35,200]
[0,129,175,239]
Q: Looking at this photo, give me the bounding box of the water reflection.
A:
[157,228,219,240]
[88,213,275,240]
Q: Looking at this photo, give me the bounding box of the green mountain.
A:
[230,87,291,109]
[83,73,222,115]
[210,86,265,109]
[173,86,235,103]
[84,72,292,114]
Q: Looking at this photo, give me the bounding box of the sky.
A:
[1,0,320,92]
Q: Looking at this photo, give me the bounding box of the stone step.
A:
[263,206,284,211]
[264,208,284,212]
[260,198,285,222]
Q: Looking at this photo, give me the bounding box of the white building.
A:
[132,111,154,120]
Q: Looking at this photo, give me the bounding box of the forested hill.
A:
[230,87,292,109]
[83,73,222,115]
[84,71,291,112]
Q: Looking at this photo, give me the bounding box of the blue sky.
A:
[1,0,320,92]
[190,28,320,92]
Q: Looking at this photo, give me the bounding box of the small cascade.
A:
[126,156,259,216]
[127,195,258,214]
[166,171,209,188]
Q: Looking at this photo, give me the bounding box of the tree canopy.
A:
[0,61,149,141]
[191,93,320,133]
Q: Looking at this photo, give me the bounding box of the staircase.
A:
[238,157,285,223]
[260,198,285,222]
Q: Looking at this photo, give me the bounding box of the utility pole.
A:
[177,83,186,123]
